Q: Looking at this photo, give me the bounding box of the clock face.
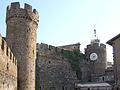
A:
[90,53,98,61]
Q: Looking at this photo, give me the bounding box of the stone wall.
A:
[58,43,80,51]
[36,43,77,90]
[81,60,91,82]
[0,34,17,90]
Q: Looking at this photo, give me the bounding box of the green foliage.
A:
[61,49,84,79]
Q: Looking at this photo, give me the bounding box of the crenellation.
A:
[100,43,106,48]
[0,34,17,66]
[24,3,32,12]
[7,5,11,10]
[49,45,56,52]
[40,43,48,49]
[2,39,7,55]
[0,33,17,90]
[7,47,11,59]
[6,3,39,25]
[86,43,106,50]
[57,47,62,53]
[33,9,38,14]
[10,51,13,61]
[11,2,20,9]
[86,45,91,48]
[38,43,63,56]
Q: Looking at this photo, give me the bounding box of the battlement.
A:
[87,43,106,49]
[37,43,63,56]
[37,43,71,67]
[6,2,39,25]
[0,34,17,66]
[37,43,68,62]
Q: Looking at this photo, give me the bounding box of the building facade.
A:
[107,33,120,89]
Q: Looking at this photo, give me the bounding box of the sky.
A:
[0,0,120,62]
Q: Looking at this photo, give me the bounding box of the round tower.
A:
[6,2,39,90]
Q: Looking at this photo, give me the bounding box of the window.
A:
[102,77,104,81]
[62,86,64,90]
[117,87,119,90]
[39,87,41,90]
[49,61,51,64]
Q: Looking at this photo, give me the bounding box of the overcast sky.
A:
[1,0,120,62]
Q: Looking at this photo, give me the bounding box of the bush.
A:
[61,49,84,79]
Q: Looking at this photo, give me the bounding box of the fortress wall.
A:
[0,34,17,90]
[58,43,80,51]
[37,43,64,58]
[36,43,77,90]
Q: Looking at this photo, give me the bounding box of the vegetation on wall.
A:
[61,49,84,79]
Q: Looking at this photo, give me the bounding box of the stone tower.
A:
[85,39,107,82]
[6,2,39,90]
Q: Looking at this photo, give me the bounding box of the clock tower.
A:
[81,27,107,82]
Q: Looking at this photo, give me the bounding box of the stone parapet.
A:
[0,33,17,90]
[6,2,39,25]
[37,43,64,59]
[0,34,17,69]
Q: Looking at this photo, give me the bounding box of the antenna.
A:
[91,25,100,44]
[94,25,97,38]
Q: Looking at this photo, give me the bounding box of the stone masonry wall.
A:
[0,34,17,90]
[36,43,77,90]
[58,43,80,51]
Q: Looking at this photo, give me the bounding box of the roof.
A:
[107,33,120,45]
[76,82,112,88]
